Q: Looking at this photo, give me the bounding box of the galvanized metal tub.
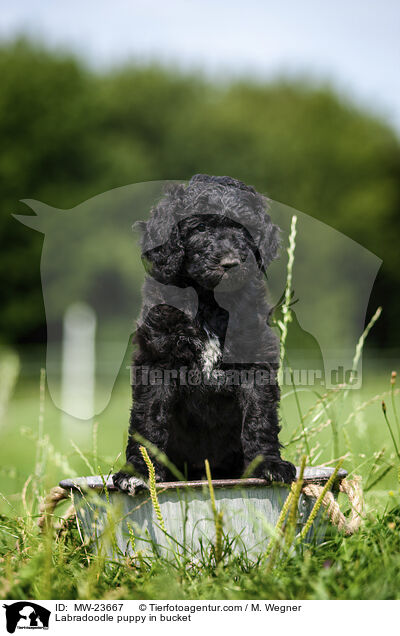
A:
[60,467,347,561]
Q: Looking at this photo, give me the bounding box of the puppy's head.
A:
[178,214,259,290]
[138,175,280,288]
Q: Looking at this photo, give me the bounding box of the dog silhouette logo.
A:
[3,602,50,633]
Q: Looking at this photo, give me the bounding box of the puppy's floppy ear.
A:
[141,224,185,285]
[133,220,147,234]
[258,215,281,272]
[135,183,187,285]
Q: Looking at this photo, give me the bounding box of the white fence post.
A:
[61,303,96,439]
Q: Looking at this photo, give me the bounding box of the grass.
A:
[0,350,399,600]
[1,497,400,600]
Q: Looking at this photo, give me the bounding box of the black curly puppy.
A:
[113,175,296,494]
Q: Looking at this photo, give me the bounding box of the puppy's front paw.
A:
[112,471,148,495]
[264,460,296,484]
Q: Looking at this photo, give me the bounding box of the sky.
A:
[1,0,400,132]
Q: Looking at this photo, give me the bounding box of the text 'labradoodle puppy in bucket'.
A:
[113,174,296,494]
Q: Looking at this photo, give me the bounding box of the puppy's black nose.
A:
[220,255,241,270]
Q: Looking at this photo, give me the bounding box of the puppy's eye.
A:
[197,223,206,232]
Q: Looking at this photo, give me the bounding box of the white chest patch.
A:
[201,334,221,378]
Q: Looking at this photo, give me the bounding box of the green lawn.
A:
[0,350,399,600]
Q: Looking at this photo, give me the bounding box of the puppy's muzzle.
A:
[220,254,241,271]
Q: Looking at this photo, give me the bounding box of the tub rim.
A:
[59,466,347,493]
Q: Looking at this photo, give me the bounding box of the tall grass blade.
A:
[139,445,167,534]
[205,459,223,564]
[390,371,400,443]
[279,214,297,367]
[284,455,306,548]
[346,306,382,394]
[381,400,400,461]
[298,459,344,542]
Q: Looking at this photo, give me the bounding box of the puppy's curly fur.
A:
[113,175,296,493]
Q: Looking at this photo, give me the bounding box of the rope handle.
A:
[37,486,72,530]
[302,476,363,535]
[38,476,364,536]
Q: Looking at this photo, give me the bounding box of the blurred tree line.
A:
[1,38,399,348]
